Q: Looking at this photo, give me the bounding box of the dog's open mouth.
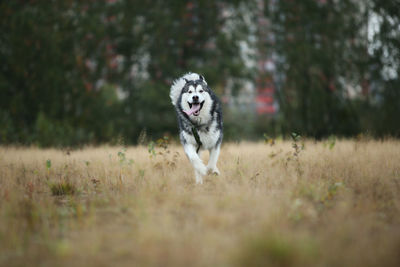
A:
[184,101,204,116]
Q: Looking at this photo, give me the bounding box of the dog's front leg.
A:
[184,144,207,184]
[207,144,221,175]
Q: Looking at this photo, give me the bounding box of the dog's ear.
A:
[184,78,189,83]
[199,75,204,81]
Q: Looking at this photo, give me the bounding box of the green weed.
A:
[148,136,179,168]
[117,147,134,166]
[49,181,77,196]
[263,134,275,146]
[286,132,305,177]
[323,135,336,150]
[46,159,52,170]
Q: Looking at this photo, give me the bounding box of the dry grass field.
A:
[1,139,400,266]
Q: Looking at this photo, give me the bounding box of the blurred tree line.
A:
[0,0,399,147]
[265,0,400,138]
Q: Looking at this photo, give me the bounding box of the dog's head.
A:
[180,76,212,118]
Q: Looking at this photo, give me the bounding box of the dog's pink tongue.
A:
[183,103,201,116]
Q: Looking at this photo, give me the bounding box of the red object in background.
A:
[257,95,273,104]
[256,103,275,114]
[256,76,276,115]
[256,95,275,114]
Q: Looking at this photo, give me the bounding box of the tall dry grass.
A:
[0,139,400,266]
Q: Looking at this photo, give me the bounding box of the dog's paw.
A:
[195,171,204,184]
[195,177,203,184]
[207,167,220,176]
[196,165,207,176]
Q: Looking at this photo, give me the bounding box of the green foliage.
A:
[0,0,399,146]
[224,108,258,141]
[46,159,52,170]
[0,110,16,143]
[0,0,255,146]
[267,0,400,138]
[35,112,93,147]
[267,0,364,138]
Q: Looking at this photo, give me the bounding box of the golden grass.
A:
[1,139,400,266]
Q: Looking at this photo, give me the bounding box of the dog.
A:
[170,73,223,184]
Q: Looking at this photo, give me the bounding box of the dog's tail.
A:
[170,72,207,106]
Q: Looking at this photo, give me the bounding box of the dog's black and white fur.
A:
[170,73,223,184]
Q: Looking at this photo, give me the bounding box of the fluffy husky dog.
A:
[170,73,223,184]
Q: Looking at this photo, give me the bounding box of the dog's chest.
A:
[182,120,220,150]
[198,124,220,149]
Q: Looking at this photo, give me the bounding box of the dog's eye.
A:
[199,90,204,93]
[188,91,192,94]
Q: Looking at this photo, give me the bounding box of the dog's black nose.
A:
[192,95,199,102]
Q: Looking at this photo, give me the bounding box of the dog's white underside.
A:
[181,119,221,184]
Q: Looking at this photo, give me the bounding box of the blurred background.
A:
[1,0,399,147]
